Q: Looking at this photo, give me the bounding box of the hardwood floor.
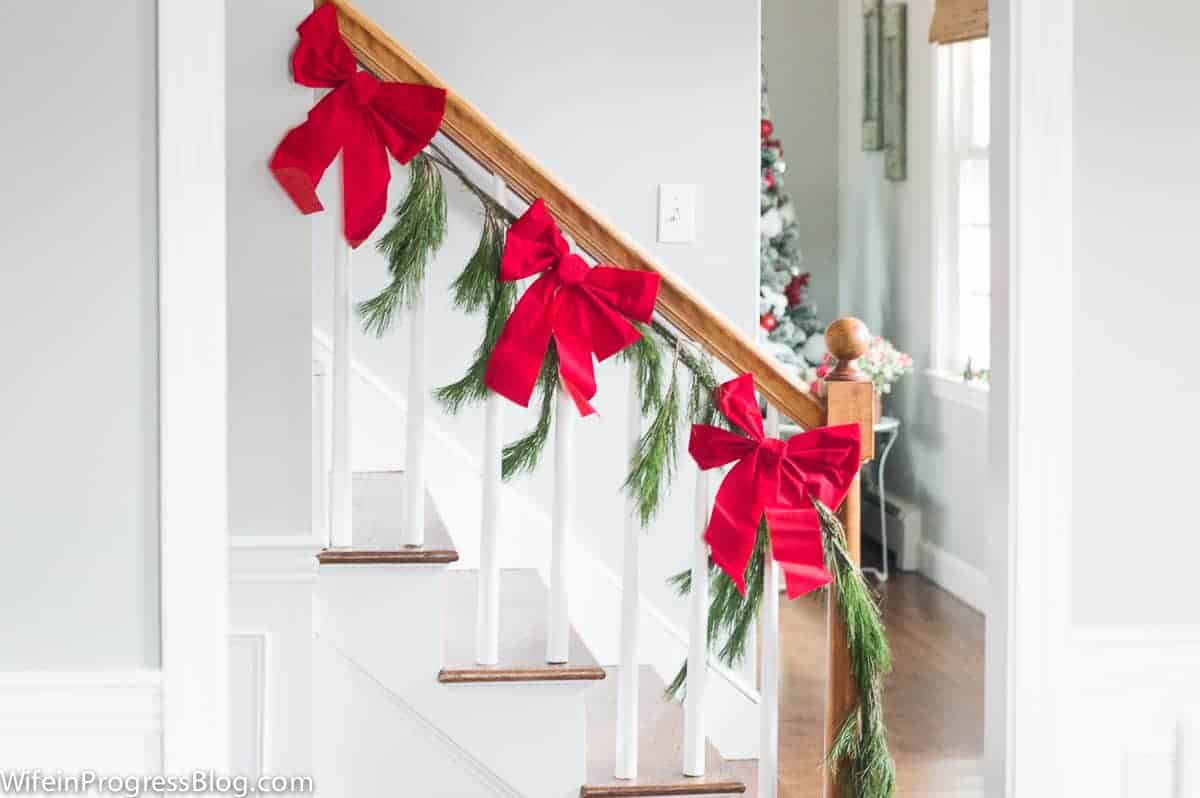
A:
[771,544,986,797]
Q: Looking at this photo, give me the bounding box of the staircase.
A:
[313,472,751,796]
[288,2,882,797]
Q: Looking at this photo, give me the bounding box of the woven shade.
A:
[929,0,988,44]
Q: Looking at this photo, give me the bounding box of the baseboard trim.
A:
[918,540,988,615]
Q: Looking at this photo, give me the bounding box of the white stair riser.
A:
[315,565,447,689]
[315,565,591,797]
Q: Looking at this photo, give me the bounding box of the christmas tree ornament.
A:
[484,199,660,416]
[784,272,811,307]
[270,5,447,247]
[761,118,774,139]
[689,374,861,597]
[759,312,779,332]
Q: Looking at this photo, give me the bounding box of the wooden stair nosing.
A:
[581,667,749,797]
[579,780,746,797]
[438,665,607,684]
[317,547,458,565]
[440,569,605,685]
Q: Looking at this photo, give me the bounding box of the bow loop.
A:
[690,374,862,599]
[270,5,447,248]
[484,199,661,416]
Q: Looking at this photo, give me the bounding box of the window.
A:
[934,38,991,376]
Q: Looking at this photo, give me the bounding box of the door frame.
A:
[987,0,1075,794]
[157,0,230,772]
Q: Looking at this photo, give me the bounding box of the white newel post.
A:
[547,390,573,664]
[615,367,642,779]
[759,405,781,798]
[476,172,507,665]
[403,284,428,547]
[683,468,710,777]
[329,154,353,547]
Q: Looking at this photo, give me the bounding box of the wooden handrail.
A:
[320,0,826,430]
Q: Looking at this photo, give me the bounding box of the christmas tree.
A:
[759,69,827,378]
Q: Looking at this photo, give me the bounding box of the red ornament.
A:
[761,119,774,140]
[764,171,776,189]
[484,200,661,417]
[784,272,811,307]
[270,6,447,247]
[759,312,779,332]
[689,374,862,598]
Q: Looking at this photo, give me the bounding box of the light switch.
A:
[657,184,696,243]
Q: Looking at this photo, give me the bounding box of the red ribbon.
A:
[484,199,661,416]
[269,5,447,248]
[689,374,862,599]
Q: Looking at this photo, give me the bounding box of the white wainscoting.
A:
[1060,632,1200,798]
[919,539,988,615]
[229,534,321,787]
[0,670,163,773]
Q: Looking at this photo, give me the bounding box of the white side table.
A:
[863,416,900,582]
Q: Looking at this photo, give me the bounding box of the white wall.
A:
[310,0,761,633]
[837,0,991,584]
[1070,0,1200,631]
[763,0,841,319]
[227,0,314,539]
[0,0,160,669]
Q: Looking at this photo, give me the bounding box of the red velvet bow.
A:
[484,199,661,416]
[269,5,447,248]
[689,374,862,599]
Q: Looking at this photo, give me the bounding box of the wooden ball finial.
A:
[825,317,871,381]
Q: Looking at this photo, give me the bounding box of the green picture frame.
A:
[882,4,908,181]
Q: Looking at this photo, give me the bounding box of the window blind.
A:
[929,0,988,44]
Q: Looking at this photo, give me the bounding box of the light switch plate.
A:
[657,184,696,243]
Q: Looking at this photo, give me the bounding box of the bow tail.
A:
[704,456,764,596]
[553,291,599,416]
[269,90,344,218]
[485,275,556,408]
[764,506,832,599]
[341,116,391,248]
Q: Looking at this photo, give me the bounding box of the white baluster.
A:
[615,368,642,779]
[547,390,573,664]
[475,173,507,666]
[403,284,427,547]
[683,468,710,777]
[759,405,781,798]
[312,360,328,545]
[329,153,353,547]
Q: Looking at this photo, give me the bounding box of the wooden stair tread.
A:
[439,569,606,683]
[581,666,747,796]
[318,471,458,564]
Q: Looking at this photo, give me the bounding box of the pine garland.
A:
[667,501,896,798]
[815,498,896,798]
[348,141,894,796]
[500,344,559,480]
[623,347,680,526]
[359,153,447,337]
[434,208,516,413]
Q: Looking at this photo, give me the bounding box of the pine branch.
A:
[501,345,559,480]
[359,153,447,337]
[450,209,507,313]
[815,498,896,798]
[618,325,664,417]
[623,354,680,526]
[435,209,516,414]
[665,523,768,699]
